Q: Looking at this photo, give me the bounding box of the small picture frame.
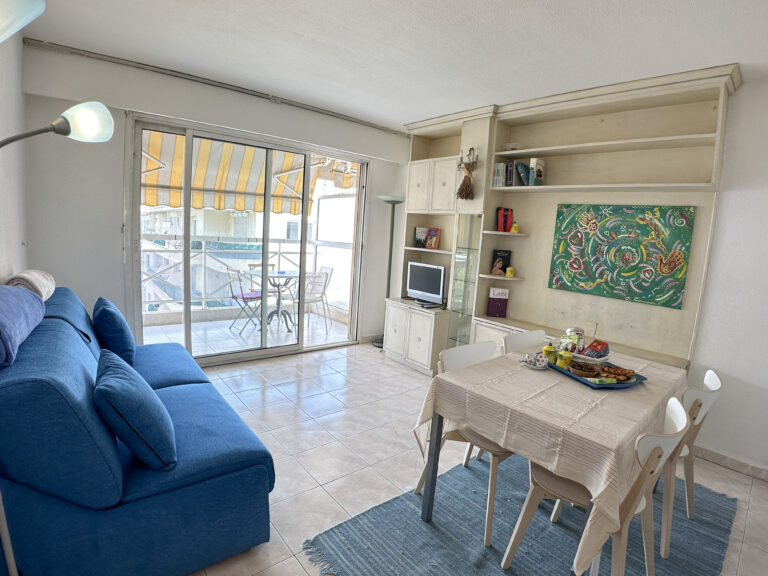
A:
[424,228,441,250]
[491,249,512,275]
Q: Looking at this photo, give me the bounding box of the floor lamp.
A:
[372,195,405,348]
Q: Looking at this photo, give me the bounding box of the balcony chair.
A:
[226,268,261,334]
[659,369,723,558]
[502,397,690,576]
[415,340,514,546]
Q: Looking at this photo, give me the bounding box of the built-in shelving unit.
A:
[394,64,741,365]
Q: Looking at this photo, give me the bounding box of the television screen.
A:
[407,262,444,304]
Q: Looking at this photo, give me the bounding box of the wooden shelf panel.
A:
[493,133,716,159]
[482,231,529,237]
[490,182,713,193]
[478,274,523,281]
[404,246,452,255]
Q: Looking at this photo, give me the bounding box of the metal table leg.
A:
[421,413,443,522]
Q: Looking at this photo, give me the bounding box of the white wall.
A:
[691,77,768,470]
[22,46,409,338]
[0,36,26,282]
[25,95,127,311]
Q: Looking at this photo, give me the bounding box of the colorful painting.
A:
[548,204,696,309]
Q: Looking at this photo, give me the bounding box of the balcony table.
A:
[414,350,687,575]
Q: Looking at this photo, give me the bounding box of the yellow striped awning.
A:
[140,131,357,215]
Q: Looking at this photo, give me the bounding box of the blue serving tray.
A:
[548,362,646,390]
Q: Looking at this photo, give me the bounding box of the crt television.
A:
[406,261,445,304]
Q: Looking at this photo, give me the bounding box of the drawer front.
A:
[429,157,458,212]
[383,303,407,356]
[470,320,509,357]
[406,161,430,212]
[405,310,434,367]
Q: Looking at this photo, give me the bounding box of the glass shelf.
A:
[447,214,482,347]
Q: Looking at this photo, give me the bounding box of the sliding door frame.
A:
[125,112,367,366]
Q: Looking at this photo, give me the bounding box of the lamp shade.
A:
[0,0,45,44]
[60,102,114,143]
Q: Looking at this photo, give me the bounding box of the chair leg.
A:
[322,296,330,334]
[476,448,485,462]
[501,483,547,569]
[610,522,630,576]
[485,454,500,546]
[641,488,655,576]
[463,443,475,467]
[550,499,564,523]
[414,436,448,495]
[684,453,695,519]
[660,461,676,558]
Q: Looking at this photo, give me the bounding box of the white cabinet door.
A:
[405,310,434,367]
[406,161,431,212]
[470,320,509,357]
[429,157,458,213]
[383,303,407,356]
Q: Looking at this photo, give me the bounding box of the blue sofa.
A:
[0,288,275,576]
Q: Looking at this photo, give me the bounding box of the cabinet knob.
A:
[442,181,446,186]
[416,183,420,188]
[393,328,397,333]
[416,336,422,342]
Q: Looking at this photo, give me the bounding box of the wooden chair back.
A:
[502,330,546,354]
[683,369,722,427]
[438,340,497,374]
[620,397,689,524]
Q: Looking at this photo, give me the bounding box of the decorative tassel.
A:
[457,174,474,200]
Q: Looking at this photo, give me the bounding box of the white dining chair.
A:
[502,330,547,355]
[659,369,723,558]
[502,397,690,576]
[414,340,514,546]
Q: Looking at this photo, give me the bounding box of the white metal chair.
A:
[659,369,723,558]
[502,397,690,576]
[304,270,331,334]
[226,268,261,334]
[414,340,514,546]
[502,330,547,355]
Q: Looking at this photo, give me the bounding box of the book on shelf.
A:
[492,162,506,188]
[413,226,428,248]
[496,207,514,232]
[490,249,512,275]
[529,157,545,186]
[424,227,441,250]
[487,287,509,318]
[516,162,530,186]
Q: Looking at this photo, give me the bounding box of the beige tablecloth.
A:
[414,351,687,575]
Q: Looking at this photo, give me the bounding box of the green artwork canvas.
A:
[548,204,696,309]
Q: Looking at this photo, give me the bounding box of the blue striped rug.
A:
[303,454,736,575]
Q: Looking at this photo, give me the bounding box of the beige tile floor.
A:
[197,343,767,576]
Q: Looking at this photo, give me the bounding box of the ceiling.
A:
[26,0,768,131]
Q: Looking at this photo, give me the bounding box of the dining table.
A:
[414,349,687,575]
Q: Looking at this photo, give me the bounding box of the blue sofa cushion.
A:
[93,297,135,365]
[133,343,210,389]
[44,287,101,359]
[0,320,123,509]
[94,351,177,471]
[0,285,44,368]
[122,382,274,502]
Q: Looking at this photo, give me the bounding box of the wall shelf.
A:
[404,246,452,255]
[478,274,523,281]
[489,183,713,193]
[482,231,529,237]
[493,133,716,159]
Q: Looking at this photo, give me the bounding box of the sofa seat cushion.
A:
[94,351,178,471]
[132,343,210,390]
[93,297,136,365]
[122,382,274,503]
[44,287,101,359]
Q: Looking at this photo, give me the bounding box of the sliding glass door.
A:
[135,123,362,360]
